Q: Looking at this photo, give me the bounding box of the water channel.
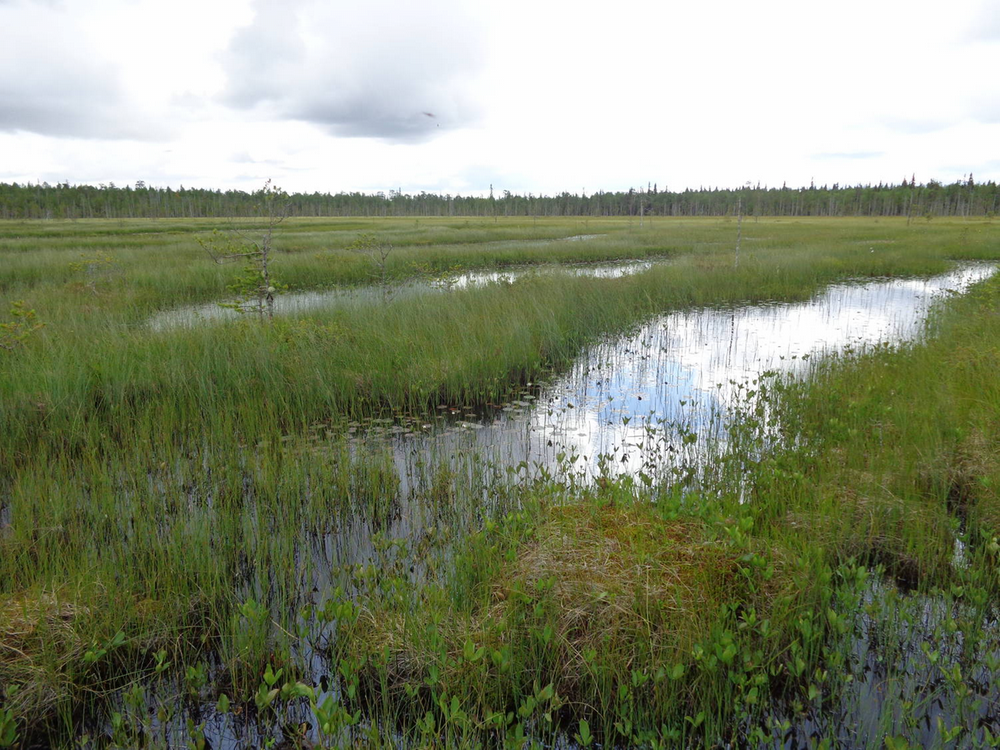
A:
[158,262,996,748]
[148,258,655,331]
[383,263,996,482]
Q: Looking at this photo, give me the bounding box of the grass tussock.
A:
[951,427,1000,534]
[344,487,827,742]
[787,478,953,589]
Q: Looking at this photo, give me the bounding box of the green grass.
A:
[340,483,832,746]
[340,270,1000,747]
[3,215,1000,747]
[3,217,990,475]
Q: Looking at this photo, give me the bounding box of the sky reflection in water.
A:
[398,264,995,481]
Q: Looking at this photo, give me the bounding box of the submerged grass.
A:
[3,216,1000,746]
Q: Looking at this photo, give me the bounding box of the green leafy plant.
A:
[0,300,43,351]
[0,708,18,748]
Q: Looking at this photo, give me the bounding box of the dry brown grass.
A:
[490,504,750,664]
[0,587,208,734]
[0,592,89,718]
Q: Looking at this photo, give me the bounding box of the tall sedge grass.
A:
[2,216,1000,746]
[343,266,1000,746]
[2,222,990,476]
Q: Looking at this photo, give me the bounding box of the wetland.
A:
[3,216,1000,748]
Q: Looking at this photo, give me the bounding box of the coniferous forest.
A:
[0,176,995,220]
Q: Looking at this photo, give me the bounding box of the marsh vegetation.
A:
[3,216,1000,748]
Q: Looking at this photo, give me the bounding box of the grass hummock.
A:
[340,481,833,746]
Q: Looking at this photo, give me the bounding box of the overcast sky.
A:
[1,0,998,196]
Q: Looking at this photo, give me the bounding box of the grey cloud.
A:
[0,3,163,139]
[0,82,154,140]
[224,0,306,108]
[220,0,486,143]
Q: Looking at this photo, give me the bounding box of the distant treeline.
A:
[1,177,997,220]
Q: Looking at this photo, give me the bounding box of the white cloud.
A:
[0,0,997,193]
